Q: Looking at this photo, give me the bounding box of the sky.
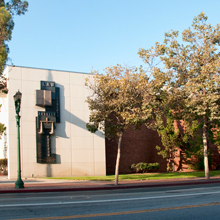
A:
[7,0,220,74]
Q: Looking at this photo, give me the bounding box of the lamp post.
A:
[14,90,24,188]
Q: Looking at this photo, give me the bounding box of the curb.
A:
[1,179,220,194]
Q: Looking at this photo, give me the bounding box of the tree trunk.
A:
[115,132,123,185]
[203,118,210,180]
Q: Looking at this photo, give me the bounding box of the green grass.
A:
[45,170,220,181]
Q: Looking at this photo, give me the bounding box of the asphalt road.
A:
[1,183,220,220]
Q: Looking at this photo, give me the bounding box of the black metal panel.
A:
[36,81,60,164]
[41,81,56,90]
[36,118,56,164]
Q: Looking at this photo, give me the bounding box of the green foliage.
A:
[0,5,14,74]
[184,128,203,160]
[155,111,179,161]
[0,158,7,166]
[208,124,220,151]
[0,0,27,138]
[0,158,7,174]
[85,65,153,139]
[5,0,28,15]
[85,65,155,185]
[155,111,201,171]
[188,154,213,170]
[139,12,220,178]
[138,12,220,123]
[130,162,160,173]
[86,123,98,133]
[0,122,6,138]
[0,105,6,138]
[0,0,28,90]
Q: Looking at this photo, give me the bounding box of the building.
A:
[0,66,106,179]
[3,66,218,179]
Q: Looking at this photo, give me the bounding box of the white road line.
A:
[0,190,220,208]
[166,186,220,192]
[2,186,220,202]
[0,195,89,201]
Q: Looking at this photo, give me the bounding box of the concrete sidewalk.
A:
[0,175,220,194]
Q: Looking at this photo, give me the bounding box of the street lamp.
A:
[13,90,24,188]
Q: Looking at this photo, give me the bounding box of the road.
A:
[0,183,220,220]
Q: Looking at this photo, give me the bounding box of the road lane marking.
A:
[2,186,220,202]
[1,190,220,207]
[13,202,220,220]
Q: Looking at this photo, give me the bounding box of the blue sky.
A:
[7,0,220,73]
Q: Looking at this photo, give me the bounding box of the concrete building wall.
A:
[3,66,106,179]
[0,91,8,159]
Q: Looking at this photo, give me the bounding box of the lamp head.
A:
[14,90,22,115]
[13,90,22,102]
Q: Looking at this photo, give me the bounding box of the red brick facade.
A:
[106,124,167,175]
[105,124,220,175]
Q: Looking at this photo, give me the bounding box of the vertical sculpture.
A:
[36,81,60,163]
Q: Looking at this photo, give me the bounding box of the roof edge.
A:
[6,65,90,75]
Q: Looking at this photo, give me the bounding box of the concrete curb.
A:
[1,179,220,194]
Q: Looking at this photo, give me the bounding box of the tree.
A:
[156,110,202,171]
[0,0,28,137]
[155,111,181,171]
[138,12,220,179]
[85,65,153,185]
[0,115,5,137]
[0,0,28,86]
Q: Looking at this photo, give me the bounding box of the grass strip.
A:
[45,170,220,181]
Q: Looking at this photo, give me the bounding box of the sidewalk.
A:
[1,175,220,194]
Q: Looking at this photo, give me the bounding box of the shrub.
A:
[188,155,212,170]
[130,162,160,173]
[0,158,7,174]
[0,158,7,166]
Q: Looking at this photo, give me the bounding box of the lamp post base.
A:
[15,178,24,188]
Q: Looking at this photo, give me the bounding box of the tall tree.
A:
[0,0,28,137]
[0,0,28,87]
[85,65,153,185]
[138,12,220,179]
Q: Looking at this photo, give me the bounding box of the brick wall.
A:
[106,124,167,175]
[106,123,220,175]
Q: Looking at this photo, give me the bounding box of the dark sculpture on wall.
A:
[36,81,60,163]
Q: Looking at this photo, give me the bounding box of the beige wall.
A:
[4,66,106,178]
[0,91,8,159]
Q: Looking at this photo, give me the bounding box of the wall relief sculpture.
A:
[36,81,60,163]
